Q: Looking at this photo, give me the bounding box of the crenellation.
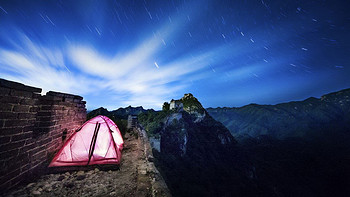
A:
[0,78,86,191]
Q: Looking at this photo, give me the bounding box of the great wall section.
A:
[0,78,170,196]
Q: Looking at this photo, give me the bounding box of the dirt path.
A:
[4,129,170,197]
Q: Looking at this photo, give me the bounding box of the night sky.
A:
[0,0,349,110]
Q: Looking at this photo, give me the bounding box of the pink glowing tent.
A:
[49,115,124,167]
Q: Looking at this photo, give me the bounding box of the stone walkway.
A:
[4,130,170,197]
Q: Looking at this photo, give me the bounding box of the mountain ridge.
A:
[207,87,350,139]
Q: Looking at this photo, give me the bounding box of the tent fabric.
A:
[49,115,124,167]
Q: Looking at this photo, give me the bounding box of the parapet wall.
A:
[0,78,86,190]
[135,124,171,196]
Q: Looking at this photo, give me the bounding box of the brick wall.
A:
[0,78,86,190]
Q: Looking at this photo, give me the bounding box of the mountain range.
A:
[207,88,350,140]
[87,89,350,196]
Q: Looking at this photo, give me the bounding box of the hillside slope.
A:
[207,88,350,139]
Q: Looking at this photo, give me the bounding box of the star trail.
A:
[0,0,349,109]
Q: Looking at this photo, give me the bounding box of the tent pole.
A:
[87,123,100,165]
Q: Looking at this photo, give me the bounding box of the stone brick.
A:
[0,141,25,151]
[0,87,11,96]
[5,159,22,172]
[38,121,56,127]
[3,119,29,128]
[11,132,33,142]
[5,169,20,181]
[0,112,18,119]
[41,95,63,101]
[68,110,76,116]
[20,164,30,173]
[73,95,83,100]
[34,127,52,133]
[32,150,47,161]
[28,144,46,156]
[0,127,23,136]
[29,106,39,112]
[19,143,35,154]
[0,78,87,191]
[40,105,52,111]
[37,111,52,117]
[0,149,19,160]
[18,113,35,119]
[0,103,13,112]
[0,78,41,93]
[37,116,51,121]
[25,138,35,145]
[0,96,21,104]
[32,93,41,98]
[10,89,33,98]
[38,99,54,105]
[10,173,26,187]
[22,126,34,132]
[36,137,52,146]
[0,136,11,144]
[64,97,74,102]
[16,154,30,165]
[12,105,30,112]
[20,98,37,105]
[50,132,62,139]
[73,98,82,103]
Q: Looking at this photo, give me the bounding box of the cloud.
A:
[0,33,102,95]
[0,0,264,110]
[67,40,213,109]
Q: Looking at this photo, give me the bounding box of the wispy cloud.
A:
[0,33,103,96]
[0,24,225,109]
[1,0,310,110]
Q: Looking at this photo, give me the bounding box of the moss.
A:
[162,102,170,111]
[138,110,172,137]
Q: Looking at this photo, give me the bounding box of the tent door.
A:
[87,122,101,165]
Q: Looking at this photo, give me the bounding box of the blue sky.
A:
[0,0,349,110]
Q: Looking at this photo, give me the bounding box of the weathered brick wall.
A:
[0,78,86,190]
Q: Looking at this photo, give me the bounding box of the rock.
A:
[64,182,75,188]
[57,175,65,181]
[26,183,35,188]
[32,191,41,195]
[77,170,85,176]
[125,132,130,139]
[94,168,100,172]
[76,175,86,180]
[64,172,70,176]
[139,169,147,175]
[147,156,154,162]
[86,170,94,175]
[44,184,51,188]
